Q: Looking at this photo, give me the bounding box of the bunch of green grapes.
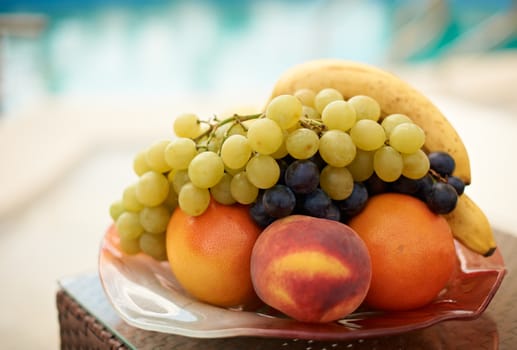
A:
[109,89,434,259]
[109,140,181,260]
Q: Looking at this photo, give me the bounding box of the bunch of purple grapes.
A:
[249,151,465,228]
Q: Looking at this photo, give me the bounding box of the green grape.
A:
[270,131,289,159]
[314,88,344,114]
[207,137,223,153]
[286,123,301,133]
[381,114,413,137]
[214,121,232,136]
[210,173,236,205]
[321,100,356,131]
[119,236,141,255]
[286,128,319,159]
[230,171,259,204]
[136,171,170,207]
[266,95,303,129]
[245,155,280,189]
[109,199,124,221]
[319,130,356,167]
[172,169,190,193]
[225,166,244,177]
[167,168,177,182]
[178,182,211,216]
[373,146,403,182]
[218,121,247,138]
[146,140,172,173]
[116,212,144,240]
[139,232,167,261]
[246,118,283,155]
[197,122,211,137]
[320,165,354,200]
[133,150,152,176]
[389,123,425,154]
[139,205,170,234]
[302,106,320,120]
[164,184,179,211]
[347,149,375,182]
[294,88,316,107]
[220,134,252,170]
[188,151,225,189]
[350,119,386,151]
[173,113,201,138]
[164,138,197,170]
[226,122,247,137]
[206,123,229,153]
[402,149,430,179]
[348,95,381,121]
[122,183,144,212]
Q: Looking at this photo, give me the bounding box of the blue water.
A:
[1,0,515,113]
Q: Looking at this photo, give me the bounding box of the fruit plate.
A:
[99,226,506,341]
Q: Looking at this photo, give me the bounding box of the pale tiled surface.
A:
[1,54,516,349]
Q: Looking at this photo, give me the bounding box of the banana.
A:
[268,59,471,185]
[443,194,497,257]
[269,59,496,256]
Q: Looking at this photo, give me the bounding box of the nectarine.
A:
[250,215,371,323]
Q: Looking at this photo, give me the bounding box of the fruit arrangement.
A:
[108,59,498,324]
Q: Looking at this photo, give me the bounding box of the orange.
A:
[348,193,457,311]
[166,199,261,308]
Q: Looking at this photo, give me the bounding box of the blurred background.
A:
[1,0,516,348]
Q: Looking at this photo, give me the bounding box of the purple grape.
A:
[284,160,320,194]
[276,157,295,185]
[425,182,458,214]
[428,152,455,177]
[416,174,434,201]
[391,176,420,195]
[309,152,326,170]
[263,185,296,218]
[447,175,465,195]
[249,195,275,228]
[324,203,341,221]
[365,173,389,196]
[337,182,368,218]
[302,189,332,218]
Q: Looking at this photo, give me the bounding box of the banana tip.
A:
[483,246,497,257]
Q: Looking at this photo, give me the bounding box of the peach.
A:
[250,215,372,323]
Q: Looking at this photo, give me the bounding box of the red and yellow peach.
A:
[250,215,372,323]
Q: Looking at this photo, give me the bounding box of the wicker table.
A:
[57,230,517,350]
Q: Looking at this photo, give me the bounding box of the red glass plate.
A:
[99,226,506,340]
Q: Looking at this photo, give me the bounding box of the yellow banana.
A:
[268,59,471,185]
[443,194,497,257]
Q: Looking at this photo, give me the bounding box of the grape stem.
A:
[227,116,249,137]
[299,118,327,135]
[429,168,448,183]
[193,113,328,151]
[194,113,264,150]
